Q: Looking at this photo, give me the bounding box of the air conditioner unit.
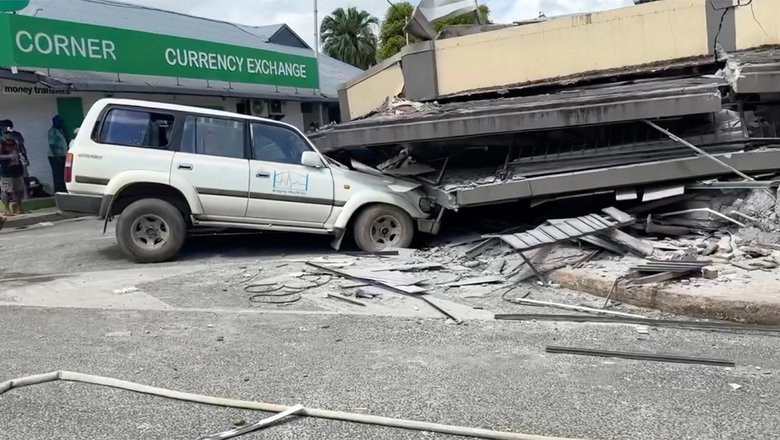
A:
[269,100,285,115]
[250,99,266,116]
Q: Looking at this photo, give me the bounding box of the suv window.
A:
[181,116,245,159]
[251,122,311,165]
[98,108,174,148]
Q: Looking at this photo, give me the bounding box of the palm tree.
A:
[321,7,379,70]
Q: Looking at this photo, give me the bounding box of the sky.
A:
[121,0,635,48]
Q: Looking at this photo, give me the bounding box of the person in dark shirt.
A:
[0,127,25,216]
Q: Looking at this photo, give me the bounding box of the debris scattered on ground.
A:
[729,383,743,391]
[508,298,647,318]
[324,293,366,307]
[443,276,505,287]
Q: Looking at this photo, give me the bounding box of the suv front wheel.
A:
[116,198,187,263]
[353,204,414,251]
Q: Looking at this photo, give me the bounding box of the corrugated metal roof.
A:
[15,0,362,99]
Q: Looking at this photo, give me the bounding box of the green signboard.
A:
[0,0,29,12]
[0,14,319,89]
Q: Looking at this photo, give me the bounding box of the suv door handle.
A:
[256,171,271,178]
[178,163,193,170]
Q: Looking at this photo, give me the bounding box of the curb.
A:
[0,211,88,231]
[548,267,780,325]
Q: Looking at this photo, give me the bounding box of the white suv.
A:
[56,99,437,263]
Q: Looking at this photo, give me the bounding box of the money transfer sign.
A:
[0,14,319,89]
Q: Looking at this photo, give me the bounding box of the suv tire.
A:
[353,204,414,251]
[116,198,187,263]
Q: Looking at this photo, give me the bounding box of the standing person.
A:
[0,127,26,216]
[1,119,30,192]
[48,115,69,193]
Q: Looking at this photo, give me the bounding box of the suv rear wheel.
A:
[353,204,414,251]
[116,198,187,263]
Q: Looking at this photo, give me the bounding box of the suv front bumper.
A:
[55,192,103,216]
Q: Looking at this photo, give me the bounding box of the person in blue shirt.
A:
[48,115,69,193]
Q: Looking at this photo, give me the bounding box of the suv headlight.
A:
[418,197,435,214]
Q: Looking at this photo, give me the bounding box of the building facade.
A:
[0,0,362,193]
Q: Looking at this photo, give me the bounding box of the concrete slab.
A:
[313,76,725,150]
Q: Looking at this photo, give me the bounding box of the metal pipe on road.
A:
[0,371,579,440]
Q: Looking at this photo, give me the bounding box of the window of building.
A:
[180,116,245,159]
[98,108,174,148]
[250,122,312,165]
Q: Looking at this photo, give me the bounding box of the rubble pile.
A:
[411,184,780,319]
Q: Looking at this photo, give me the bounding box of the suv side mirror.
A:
[301,151,324,168]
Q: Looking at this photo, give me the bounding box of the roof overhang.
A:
[0,68,338,103]
[313,76,727,151]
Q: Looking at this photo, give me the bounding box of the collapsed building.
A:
[310,0,780,222]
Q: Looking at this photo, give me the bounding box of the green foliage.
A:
[321,7,379,70]
[378,2,416,61]
[434,4,491,32]
[377,2,491,61]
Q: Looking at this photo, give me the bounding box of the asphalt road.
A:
[1,219,780,440]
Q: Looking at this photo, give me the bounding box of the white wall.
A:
[281,101,303,131]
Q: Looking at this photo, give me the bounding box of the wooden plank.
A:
[592,214,618,227]
[580,216,607,231]
[600,229,654,256]
[526,229,555,244]
[499,234,529,250]
[583,215,611,228]
[547,219,581,237]
[579,236,625,255]
[565,218,597,234]
[602,206,634,224]
[516,233,541,248]
[540,225,570,241]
